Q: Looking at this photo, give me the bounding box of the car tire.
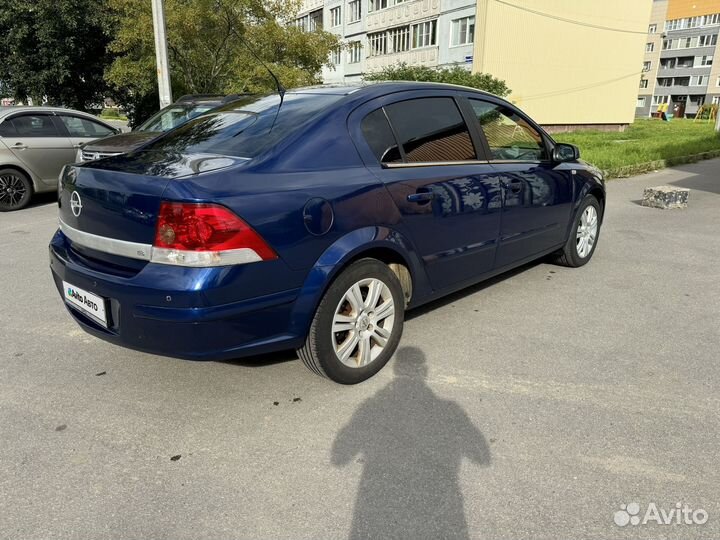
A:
[297,258,405,384]
[554,194,602,268]
[0,168,33,212]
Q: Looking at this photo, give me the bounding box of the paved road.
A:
[1,161,718,539]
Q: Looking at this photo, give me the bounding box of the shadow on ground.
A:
[667,164,720,195]
[332,347,491,539]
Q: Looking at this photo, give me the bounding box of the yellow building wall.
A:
[473,0,653,125]
[667,0,720,19]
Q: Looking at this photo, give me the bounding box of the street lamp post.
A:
[151,0,173,108]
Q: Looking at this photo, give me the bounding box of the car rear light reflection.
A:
[151,202,278,267]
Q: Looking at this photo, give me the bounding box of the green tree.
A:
[0,0,113,110]
[364,63,511,98]
[107,0,340,125]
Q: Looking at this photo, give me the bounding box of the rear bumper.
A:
[49,230,305,360]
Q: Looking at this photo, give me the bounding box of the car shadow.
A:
[26,192,58,210]
[666,164,720,195]
[406,259,544,321]
[332,346,491,539]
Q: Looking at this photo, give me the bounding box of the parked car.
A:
[0,107,119,211]
[76,94,247,163]
[50,83,605,384]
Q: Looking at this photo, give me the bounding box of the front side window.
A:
[451,16,475,46]
[10,114,60,137]
[384,97,476,163]
[469,99,548,161]
[59,115,115,138]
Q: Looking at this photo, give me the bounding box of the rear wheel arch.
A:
[288,228,422,340]
[0,163,38,190]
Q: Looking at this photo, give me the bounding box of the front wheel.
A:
[553,194,601,267]
[297,258,405,384]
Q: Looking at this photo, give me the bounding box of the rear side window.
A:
[361,109,401,163]
[58,115,115,138]
[384,97,476,163]
[10,114,60,137]
[469,99,548,161]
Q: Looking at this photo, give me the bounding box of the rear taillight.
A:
[151,202,278,267]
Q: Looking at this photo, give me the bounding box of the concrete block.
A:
[641,185,689,209]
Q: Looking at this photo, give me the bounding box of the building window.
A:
[645,42,654,53]
[640,79,648,88]
[389,26,410,53]
[348,41,362,63]
[717,75,720,86]
[648,23,657,33]
[665,13,720,32]
[698,34,718,46]
[643,61,651,72]
[331,47,341,65]
[330,6,341,27]
[451,16,475,46]
[653,95,669,105]
[296,9,323,31]
[348,0,361,23]
[713,96,720,105]
[368,31,388,56]
[412,20,437,48]
[691,75,707,86]
[699,55,713,66]
[368,0,387,13]
[690,95,704,106]
[637,96,647,107]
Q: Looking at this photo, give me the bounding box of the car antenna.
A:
[231,26,285,131]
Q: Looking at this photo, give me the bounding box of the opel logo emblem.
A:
[70,191,83,217]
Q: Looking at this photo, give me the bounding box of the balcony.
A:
[366,0,440,32]
[365,46,439,71]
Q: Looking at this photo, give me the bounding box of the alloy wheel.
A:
[0,173,28,210]
[331,278,395,368]
[576,205,598,258]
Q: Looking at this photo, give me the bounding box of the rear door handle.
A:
[407,192,435,203]
[12,143,28,150]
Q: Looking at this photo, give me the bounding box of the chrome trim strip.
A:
[59,219,152,261]
[382,159,491,169]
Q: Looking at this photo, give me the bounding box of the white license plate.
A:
[63,281,108,328]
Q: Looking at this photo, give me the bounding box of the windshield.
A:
[135,93,343,159]
[137,104,216,132]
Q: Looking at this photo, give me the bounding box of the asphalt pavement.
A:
[1,160,718,539]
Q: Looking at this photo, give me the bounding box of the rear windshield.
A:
[138,104,215,132]
[135,93,342,159]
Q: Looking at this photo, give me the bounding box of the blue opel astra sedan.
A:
[49,82,605,384]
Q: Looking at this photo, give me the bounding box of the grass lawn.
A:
[555,118,720,178]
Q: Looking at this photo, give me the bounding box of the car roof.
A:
[287,81,498,99]
[0,106,104,119]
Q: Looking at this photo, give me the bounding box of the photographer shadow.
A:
[332,347,491,539]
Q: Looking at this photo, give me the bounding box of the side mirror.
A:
[553,143,580,162]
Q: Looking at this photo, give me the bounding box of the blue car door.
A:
[462,96,574,268]
[352,92,502,291]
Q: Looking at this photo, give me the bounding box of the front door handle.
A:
[407,191,435,203]
[12,143,28,150]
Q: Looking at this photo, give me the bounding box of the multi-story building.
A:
[297,0,476,83]
[297,0,652,129]
[637,0,720,118]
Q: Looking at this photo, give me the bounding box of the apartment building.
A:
[297,0,652,128]
[638,0,720,118]
[297,0,476,83]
